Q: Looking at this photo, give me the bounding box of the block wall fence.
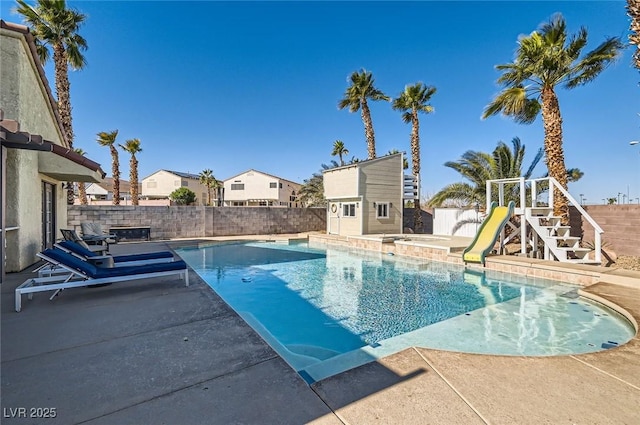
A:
[67,205,640,257]
[570,204,640,257]
[67,206,326,240]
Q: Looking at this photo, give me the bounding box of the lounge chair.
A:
[81,221,118,244]
[15,248,189,312]
[35,240,176,277]
[60,229,109,254]
[56,240,174,265]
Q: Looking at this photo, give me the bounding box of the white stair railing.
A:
[486,177,603,263]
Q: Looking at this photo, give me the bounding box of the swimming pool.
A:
[176,241,635,383]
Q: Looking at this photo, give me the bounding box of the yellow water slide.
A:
[463,201,515,266]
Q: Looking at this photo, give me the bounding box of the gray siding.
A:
[359,155,403,234]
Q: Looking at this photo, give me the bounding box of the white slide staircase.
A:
[486,177,603,264]
[525,206,594,263]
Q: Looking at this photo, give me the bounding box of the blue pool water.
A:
[176,241,635,382]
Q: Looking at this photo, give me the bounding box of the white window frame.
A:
[376,202,389,218]
[343,203,356,217]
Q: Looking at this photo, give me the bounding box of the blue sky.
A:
[2,1,639,204]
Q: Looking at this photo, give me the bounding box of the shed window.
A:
[343,203,356,217]
[269,182,277,188]
[376,203,389,218]
[231,184,244,190]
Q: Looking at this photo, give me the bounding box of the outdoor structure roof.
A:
[86,177,138,194]
[142,169,201,181]
[224,169,301,185]
[0,117,105,182]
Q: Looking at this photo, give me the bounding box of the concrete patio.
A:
[1,239,639,424]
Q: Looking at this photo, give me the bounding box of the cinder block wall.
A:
[402,208,434,234]
[211,207,325,236]
[570,205,640,257]
[67,206,326,239]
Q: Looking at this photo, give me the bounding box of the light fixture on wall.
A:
[373,202,377,207]
[389,203,392,208]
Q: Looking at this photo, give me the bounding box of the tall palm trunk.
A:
[361,100,376,159]
[207,186,212,206]
[629,0,640,70]
[53,43,77,204]
[541,87,569,224]
[78,182,87,205]
[53,43,73,146]
[110,146,120,205]
[130,155,138,205]
[410,109,423,232]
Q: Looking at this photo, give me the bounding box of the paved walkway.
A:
[1,239,639,424]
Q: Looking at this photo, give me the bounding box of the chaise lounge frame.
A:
[16,250,189,312]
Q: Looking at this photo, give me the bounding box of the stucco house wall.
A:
[1,24,68,271]
[223,170,302,207]
[142,170,209,205]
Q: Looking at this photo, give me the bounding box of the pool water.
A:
[176,241,635,382]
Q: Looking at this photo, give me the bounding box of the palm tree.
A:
[15,0,87,148]
[392,82,437,232]
[482,14,623,224]
[199,169,219,206]
[331,140,349,166]
[338,69,389,159]
[387,149,408,170]
[629,0,640,70]
[298,161,340,207]
[119,138,142,205]
[97,130,120,205]
[429,137,543,207]
[73,147,88,205]
[16,0,88,205]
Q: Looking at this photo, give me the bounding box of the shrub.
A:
[169,187,196,205]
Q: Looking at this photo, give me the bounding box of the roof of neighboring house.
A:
[322,152,403,174]
[142,169,201,180]
[0,116,106,180]
[86,177,138,193]
[223,169,301,186]
[1,20,69,148]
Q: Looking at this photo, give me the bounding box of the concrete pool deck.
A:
[1,235,639,424]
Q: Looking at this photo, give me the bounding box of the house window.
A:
[232,201,245,206]
[231,184,244,190]
[343,203,356,217]
[279,182,283,188]
[259,201,268,206]
[181,180,188,187]
[269,182,277,188]
[376,203,389,218]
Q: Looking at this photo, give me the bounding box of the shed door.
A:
[328,202,340,235]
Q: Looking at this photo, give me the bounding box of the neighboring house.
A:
[79,177,138,202]
[323,153,404,236]
[141,169,210,206]
[0,20,105,276]
[222,169,301,207]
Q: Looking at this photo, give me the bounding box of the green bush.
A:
[169,187,196,205]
